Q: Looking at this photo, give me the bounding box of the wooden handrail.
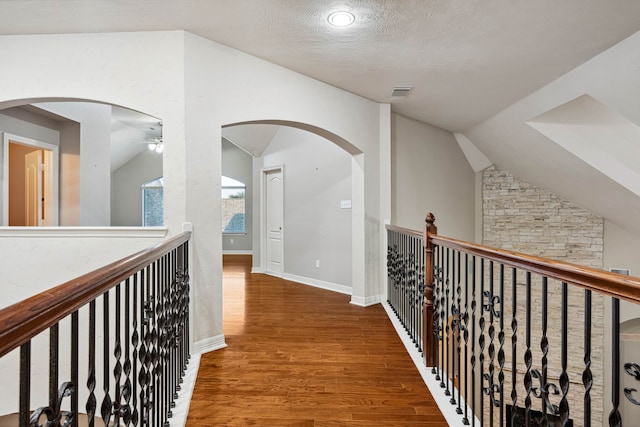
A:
[385,224,424,240]
[0,231,191,358]
[431,233,640,304]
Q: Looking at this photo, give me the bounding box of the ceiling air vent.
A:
[390,86,412,98]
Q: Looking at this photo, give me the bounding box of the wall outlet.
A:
[340,200,352,209]
[315,259,320,268]
[230,238,234,244]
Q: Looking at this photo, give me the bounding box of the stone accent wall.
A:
[482,165,604,425]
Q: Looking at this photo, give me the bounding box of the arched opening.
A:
[0,98,163,227]
[221,119,364,301]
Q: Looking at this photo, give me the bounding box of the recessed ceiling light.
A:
[328,11,355,27]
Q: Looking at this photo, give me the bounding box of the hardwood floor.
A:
[186,255,447,426]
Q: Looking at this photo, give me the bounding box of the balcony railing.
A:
[386,213,640,426]
[0,231,191,427]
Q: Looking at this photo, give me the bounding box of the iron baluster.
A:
[479,259,485,427]
[524,272,532,426]
[559,282,570,426]
[132,273,140,427]
[444,247,450,396]
[510,268,519,427]
[609,298,621,427]
[498,264,505,427]
[583,290,592,427]
[87,300,96,427]
[20,342,31,427]
[101,292,113,426]
[471,256,477,427]
[29,382,74,427]
[461,253,470,424]
[123,278,134,425]
[114,283,123,426]
[49,324,59,417]
[71,311,79,427]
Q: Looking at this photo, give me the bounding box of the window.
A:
[142,177,164,226]
[222,176,245,233]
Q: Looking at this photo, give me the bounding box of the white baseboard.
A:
[169,352,201,427]
[193,334,227,354]
[251,267,264,274]
[222,250,253,255]
[283,272,352,295]
[350,294,382,307]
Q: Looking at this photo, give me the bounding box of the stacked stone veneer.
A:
[482,166,604,426]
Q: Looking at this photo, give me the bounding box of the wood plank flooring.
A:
[186,255,447,426]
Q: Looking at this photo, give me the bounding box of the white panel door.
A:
[265,168,283,275]
[24,149,42,226]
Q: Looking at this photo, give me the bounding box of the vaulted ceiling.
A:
[2,1,640,234]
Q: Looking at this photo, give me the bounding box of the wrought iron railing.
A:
[0,231,191,427]
[386,225,425,353]
[387,213,640,426]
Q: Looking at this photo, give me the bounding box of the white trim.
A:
[0,226,169,238]
[169,352,201,427]
[193,334,227,354]
[282,272,352,295]
[381,301,479,427]
[3,132,60,226]
[222,250,253,255]
[350,294,382,307]
[251,267,264,274]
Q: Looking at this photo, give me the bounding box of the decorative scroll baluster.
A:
[510,268,519,427]
[479,259,485,427]
[123,278,133,426]
[152,260,161,427]
[609,298,621,427]
[483,261,499,424]
[447,247,454,401]
[87,300,96,427]
[541,276,549,423]
[101,292,113,426]
[524,272,532,426]
[559,282,570,426]
[498,264,505,427]
[471,256,477,427]
[114,284,123,426]
[432,245,441,377]
[462,253,470,425]
[583,290,592,427]
[454,250,463,414]
[132,273,140,427]
[530,277,561,425]
[139,266,151,427]
[444,248,451,396]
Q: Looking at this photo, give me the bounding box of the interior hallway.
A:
[185,255,447,426]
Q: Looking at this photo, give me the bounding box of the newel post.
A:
[424,212,437,367]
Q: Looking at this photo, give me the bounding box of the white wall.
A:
[111,149,163,226]
[259,126,352,290]
[0,30,385,354]
[391,113,475,241]
[37,102,113,226]
[222,138,252,252]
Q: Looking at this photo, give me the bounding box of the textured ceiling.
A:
[0,1,639,132]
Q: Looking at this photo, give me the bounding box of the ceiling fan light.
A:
[328,11,355,27]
